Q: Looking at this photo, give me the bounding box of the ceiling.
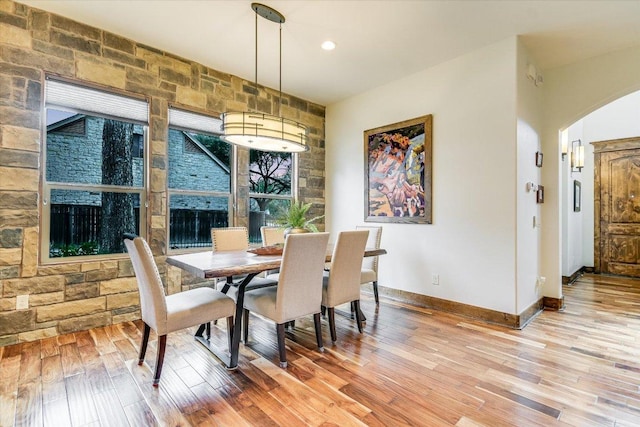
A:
[18,1,640,106]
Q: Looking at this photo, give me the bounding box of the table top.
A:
[166,247,386,279]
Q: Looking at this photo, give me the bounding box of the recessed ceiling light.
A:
[321,40,336,51]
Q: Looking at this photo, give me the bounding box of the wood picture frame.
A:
[364,115,432,223]
[573,180,581,212]
[536,185,545,204]
[535,151,543,167]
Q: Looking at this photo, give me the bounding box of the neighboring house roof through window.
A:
[183,132,230,174]
[47,114,87,134]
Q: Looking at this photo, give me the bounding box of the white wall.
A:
[562,91,640,276]
[541,44,640,299]
[562,121,586,277]
[326,38,519,314]
[516,40,544,313]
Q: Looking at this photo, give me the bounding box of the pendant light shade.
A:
[221,111,308,153]
[221,3,308,153]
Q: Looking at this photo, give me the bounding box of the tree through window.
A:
[249,149,294,243]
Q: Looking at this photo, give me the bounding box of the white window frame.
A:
[41,77,149,264]
[167,107,234,253]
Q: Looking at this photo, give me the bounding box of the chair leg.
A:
[313,313,324,352]
[328,307,337,343]
[276,323,287,368]
[205,322,211,340]
[243,309,250,343]
[354,300,363,333]
[287,320,296,329]
[350,301,355,319]
[153,335,167,387]
[373,280,379,305]
[139,323,151,365]
[226,316,234,352]
[321,305,326,317]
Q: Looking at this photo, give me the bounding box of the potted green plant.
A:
[276,200,324,236]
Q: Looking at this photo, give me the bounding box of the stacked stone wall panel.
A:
[0,0,325,344]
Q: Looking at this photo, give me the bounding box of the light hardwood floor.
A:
[2,273,640,426]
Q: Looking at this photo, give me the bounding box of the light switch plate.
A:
[16,294,29,310]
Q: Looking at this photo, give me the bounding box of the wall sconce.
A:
[571,139,584,172]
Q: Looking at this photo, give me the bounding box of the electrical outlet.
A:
[432,274,439,285]
[16,294,29,310]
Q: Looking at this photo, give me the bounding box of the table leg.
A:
[228,273,255,369]
[193,273,256,370]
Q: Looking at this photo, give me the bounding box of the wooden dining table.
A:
[166,246,387,370]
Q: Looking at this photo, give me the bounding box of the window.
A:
[43,78,148,261]
[249,149,296,243]
[168,107,232,249]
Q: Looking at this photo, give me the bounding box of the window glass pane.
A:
[46,109,144,187]
[249,198,290,244]
[168,129,231,191]
[169,195,229,249]
[249,150,292,196]
[49,189,140,258]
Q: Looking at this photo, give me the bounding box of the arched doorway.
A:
[560,91,640,282]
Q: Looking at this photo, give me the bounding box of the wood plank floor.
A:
[3,273,640,426]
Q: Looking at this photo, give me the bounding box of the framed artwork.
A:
[574,180,581,212]
[364,115,432,223]
[537,185,545,204]
[535,151,543,167]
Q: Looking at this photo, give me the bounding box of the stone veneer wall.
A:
[0,0,326,345]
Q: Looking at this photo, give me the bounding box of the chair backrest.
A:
[325,230,369,306]
[124,236,168,334]
[275,232,330,322]
[356,225,382,272]
[261,226,285,246]
[211,227,249,252]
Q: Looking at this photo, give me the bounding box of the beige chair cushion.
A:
[322,230,369,308]
[241,286,279,320]
[244,232,330,324]
[166,287,235,334]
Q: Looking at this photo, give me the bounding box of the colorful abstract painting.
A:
[364,115,432,224]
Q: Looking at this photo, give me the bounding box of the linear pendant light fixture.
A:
[220,3,308,153]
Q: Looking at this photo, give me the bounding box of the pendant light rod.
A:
[279,20,282,115]
[252,3,285,114]
[254,9,258,97]
[220,3,308,153]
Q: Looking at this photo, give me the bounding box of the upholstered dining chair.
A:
[322,230,369,343]
[211,227,252,252]
[356,225,383,305]
[211,226,278,293]
[123,234,235,386]
[260,226,285,246]
[242,232,330,368]
[260,226,285,277]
